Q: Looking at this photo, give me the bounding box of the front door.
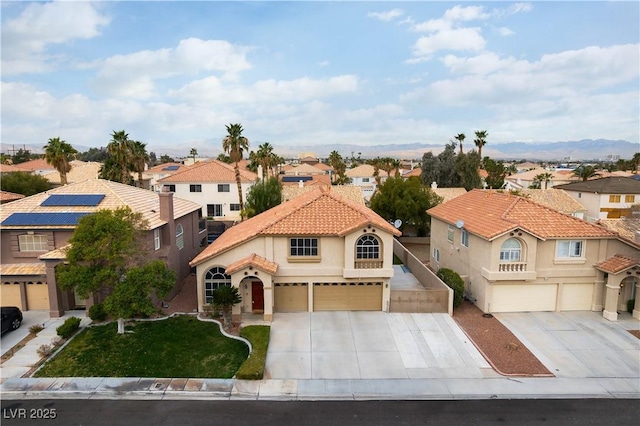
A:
[252,282,264,312]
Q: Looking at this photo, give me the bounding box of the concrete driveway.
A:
[265,312,494,380]
[495,311,640,379]
[0,310,50,357]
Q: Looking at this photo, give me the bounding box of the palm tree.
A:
[130,141,150,187]
[107,130,133,184]
[43,137,77,185]
[474,130,488,160]
[572,165,601,181]
[327,150,343,184]
[454,133,466,155]
[632,152,640,174]
[211,285,242,331]
[533,172,554,189]
[255,142,276,179]
[391,158,402,177]
[189,148,198,164]
[222,123,250,214]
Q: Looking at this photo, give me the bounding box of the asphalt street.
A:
[1,399,638,426]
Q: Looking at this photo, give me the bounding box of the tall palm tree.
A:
[534,172,554,189]
[391,158,402,177]
[474,130,488,159]
[43,137,77,185]
[454,133,466,155]
[130,141,150,187]
[632,152,640,174]
[189,148,198,164]
[572,165,601,181]
[222,123,250,214]
[107,130,133,184]
[255,142,276,179]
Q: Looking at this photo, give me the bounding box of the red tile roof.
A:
[225,253,278,275]
[190,186,401,266]
[428,189,617,241]
[157,159,257,183]
[595,255,639,274]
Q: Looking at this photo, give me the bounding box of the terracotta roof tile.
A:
[596,218,640,241]
[0,191,25,203]
[517,189,586,214]
[0,263,46,276]
[157,159,257,183]
[190,186,401,266]
[283,163,326,175]
[432,187,467,203]
[313,162,333,171]
[282,185,364,204]
[428,189,617,241]
[0,164,31,173]
[42,161,101,184]
[146,162,188,173]
[279,174,331,186]
[403,168,422,178]
[225,253,278,275]
[345,164,389,178]
[12,158,54,171]
[595,255,639,274]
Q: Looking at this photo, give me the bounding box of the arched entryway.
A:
[240,276,264,314]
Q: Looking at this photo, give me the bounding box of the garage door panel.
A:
[26,282,49,310]
[491,284,556,312]
[560,284,593,311]
[314,282,382,311]
[1,283,22,308]
[274,283,308,312]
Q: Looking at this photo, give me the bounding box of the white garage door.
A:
[313,282,382,311]
[560,283,593,311]
[274,283,308,312]
[491,284,557,312]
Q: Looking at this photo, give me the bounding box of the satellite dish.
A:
[393,219,402,229]
[456,219,465,229]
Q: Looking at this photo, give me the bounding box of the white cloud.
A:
[367,9,404,22]
[1,1,110,75]
[443,5,490,22]
[90,38,253,99]
[410,27,486,60]
[497,27,515,36]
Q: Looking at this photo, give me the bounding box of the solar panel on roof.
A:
[1,212,90,226]
[282,176,313,183]
[40,194,105,207]
[162,165,180,171]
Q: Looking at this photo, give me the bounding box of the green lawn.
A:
[34,316,249,378]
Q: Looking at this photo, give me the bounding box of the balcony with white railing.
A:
[482,261,537,281]
[344,258,393,279]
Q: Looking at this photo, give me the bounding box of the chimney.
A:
[298,180,304,188]
[635,231,640,244]
[257,164,264,180]
[431,181,438,189]
[159,189,176,246]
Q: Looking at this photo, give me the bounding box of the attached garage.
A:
[1,282,22,307]
[274,282,308,312]
[313,282,383,311]
[491,284,557,312]
[559,283,594,311]
[25,281,49,310]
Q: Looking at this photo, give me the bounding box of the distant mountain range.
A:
[4,139,637,161]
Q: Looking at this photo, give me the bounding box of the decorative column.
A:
[602,276,621,321]
[592,274,605,311]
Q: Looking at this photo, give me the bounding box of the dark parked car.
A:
[1,307,23,334]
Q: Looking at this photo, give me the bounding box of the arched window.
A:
[356,234,380,259]
[204,267,231,304]
[500,238,521,262]
[176,223,184,250]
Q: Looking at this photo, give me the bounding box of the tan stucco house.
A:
[554,177,640,220]
[189,186,402,321]
[0,179,204,317]
[427,190,639,321]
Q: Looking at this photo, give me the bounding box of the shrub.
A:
[437,268,465,308]
[37,344,53,358]
[628,299,635,314]
[56,316,81,339]
[236,325,270,380]
[50,336,63,347]
[88,303,108,322]
[29,324,44,334]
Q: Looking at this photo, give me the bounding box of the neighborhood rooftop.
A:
[157,159,257,183]
[554,177,640,193]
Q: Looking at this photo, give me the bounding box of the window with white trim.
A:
[176,223,184,250]
[154,228,161,250]
[290,237,318,257]
[230,204,241,211]
[499,238,521,262]
[556,240,583,258]
[461,230,469,248]
[207,204,223,217]
[18,234,48,251]
[433,248,440,263]
[355,234,380,259]
[204,267,231,304]
[447,225,454,243]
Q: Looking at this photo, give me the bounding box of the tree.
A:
[327,150,348,184]
[222,123,250,214]
[159,154,175,164]
[248,143,278,178]
[420,142,458,188]
[130,141,150,186]
[78,147,109,162]
[473,130,488,160]
[211,285,242,331]
[216,153,232,164]
[189,148,198,164]
[370,176,442,236]
[11,148,35,164]
[56,208,149,332]
[43,137,78,185]
[454,133,466,155]
[149,152,158,166]
[105,130,133,184]
[0,171,51,195]
[103,260,176,334]
[572,165,601,181]
[455,151,482,191]
[632,152,640,174]
[243,177,282,218]
[483,158,508,189]
[532,172,554,189]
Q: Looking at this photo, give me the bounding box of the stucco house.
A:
[0,179,204,317]
[554,177,640,220]
[427,190,639,321]
[157,159,257,222]
[345,164,390,201]
[189,186,402,321]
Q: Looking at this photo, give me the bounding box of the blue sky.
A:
[1,1,638,157]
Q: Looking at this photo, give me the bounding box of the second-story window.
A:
[154,228,161,250]
[499,238,521,262]
[218,184,230,192]
[176,223,184,250]
[290,237,318,257]
[556,240,583,258]
[356,234,380,259]
[461,230,469,248]
[447,225,454,243]
[190,184,202,192]
[18,234,48,251]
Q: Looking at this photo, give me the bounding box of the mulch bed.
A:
[453,301,553,377]
[629,330,640,339]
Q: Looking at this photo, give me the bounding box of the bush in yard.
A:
[236,326,270,380]
[37,344,53,358]
[88,303,108,322]
[56,317,81,339]
[29,324,44,334]
[437,268,465,308]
